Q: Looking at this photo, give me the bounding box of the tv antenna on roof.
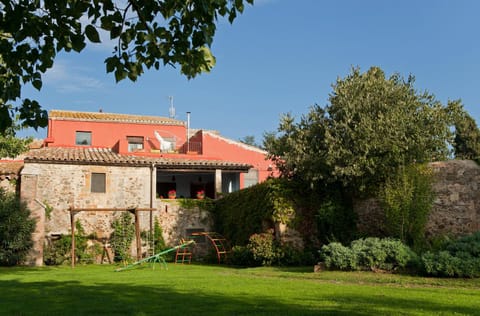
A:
[168,96,176,119]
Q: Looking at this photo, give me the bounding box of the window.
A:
[127,136,144,152]
[76,131,92,146]
[91,173,106,193]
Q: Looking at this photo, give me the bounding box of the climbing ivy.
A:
[111,212,135,264]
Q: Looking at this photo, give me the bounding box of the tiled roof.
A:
[24,147,251,171]
[49,110,185,126]
[0,161,23,179]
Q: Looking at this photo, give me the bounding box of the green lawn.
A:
[1,264,479,315]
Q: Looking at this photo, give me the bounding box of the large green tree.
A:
[265,67,457,196]
[0,119,32,158]
[0,0,253,133]
[450,102,480,161]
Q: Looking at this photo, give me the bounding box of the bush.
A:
[247,233,279,266]
[44,220,101,265]
[0,189,36,266]
[229,245,255,267]
[319,238,416,272]
[320,242,357,270]
[380,164,434,250]
[421,231,480,278]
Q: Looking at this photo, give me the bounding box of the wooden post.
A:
[70,209,76,268]
[134,209,141,261]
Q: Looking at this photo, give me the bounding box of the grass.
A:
[1,264,479,315]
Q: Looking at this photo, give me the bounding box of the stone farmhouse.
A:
[11,110,276,265]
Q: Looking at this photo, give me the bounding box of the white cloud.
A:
[43,61,105,93]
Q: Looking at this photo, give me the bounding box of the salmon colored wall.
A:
[47,119,187,153]
[47,119,277,188]
[200,132,275,184]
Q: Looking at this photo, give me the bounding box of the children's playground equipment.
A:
[114,232,231,271]
[115,240,195,272]
[190,232,230,263]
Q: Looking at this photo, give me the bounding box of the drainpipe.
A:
[186,111,191,153]
[149,163,156,255]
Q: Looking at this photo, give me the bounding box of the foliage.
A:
[421,232,480,278]
[111,212,135,264]
[449,101,480,161]
[320,237,417,272]
[229,245,255,267]
[0,188,35,266]
[320,242,357,271]
[0,0,253,132]
[178,197,215,212]
[380,164,435,249]
[265,66,458,196]
[0,120,32,158]
[247,233,279,266]
[238,135,259,147]
[315,189,357,244]
[43,220,100,265]
[213,178,296,246]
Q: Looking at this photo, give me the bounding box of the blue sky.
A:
[23,0,480,144]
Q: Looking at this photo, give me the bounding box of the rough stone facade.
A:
[355,160,480,238]
[426,160,480,237]
[21,162,213,265]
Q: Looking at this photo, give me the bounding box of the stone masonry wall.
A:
[355,160,480,238]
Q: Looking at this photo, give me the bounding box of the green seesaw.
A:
[115,239,195,272]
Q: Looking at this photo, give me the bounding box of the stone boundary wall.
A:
[355,160,480,238]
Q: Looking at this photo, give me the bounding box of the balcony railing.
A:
[178,141,202,154]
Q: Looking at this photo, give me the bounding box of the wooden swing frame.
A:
[69,207,156,268]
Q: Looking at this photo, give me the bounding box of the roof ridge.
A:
[202,130,267,154]
[48,109,186,126]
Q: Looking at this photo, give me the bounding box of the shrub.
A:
[0,189,36,266]
[380,164,434,250]
[247,233,279,266]
[320,242,357,270]
[421,231,480,278]
[229,245,255,267]
[44,220,100,265]
[315,192,357,245]
[319,238,416,272]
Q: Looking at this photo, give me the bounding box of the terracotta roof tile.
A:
[0,161,23,179]
[49,110,185,126]
[24,147,251,171]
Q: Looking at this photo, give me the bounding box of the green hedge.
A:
[213,180,275,246]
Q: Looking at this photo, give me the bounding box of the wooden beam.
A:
[70,210,75,268]
[69,208,156,212]
[134,209,141,261]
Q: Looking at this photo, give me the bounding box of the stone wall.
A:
[21,162,213,265]
[355,160,480,238]
[426,160,480,237]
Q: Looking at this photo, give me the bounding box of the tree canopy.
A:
[0,0,253,133]
[264,67,463,195]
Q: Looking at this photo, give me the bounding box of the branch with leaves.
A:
[0,0,253,133]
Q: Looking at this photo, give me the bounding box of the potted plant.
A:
[196,190,205,199]
[168,189,176,199]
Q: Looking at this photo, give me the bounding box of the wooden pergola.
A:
[69,207,156,268]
